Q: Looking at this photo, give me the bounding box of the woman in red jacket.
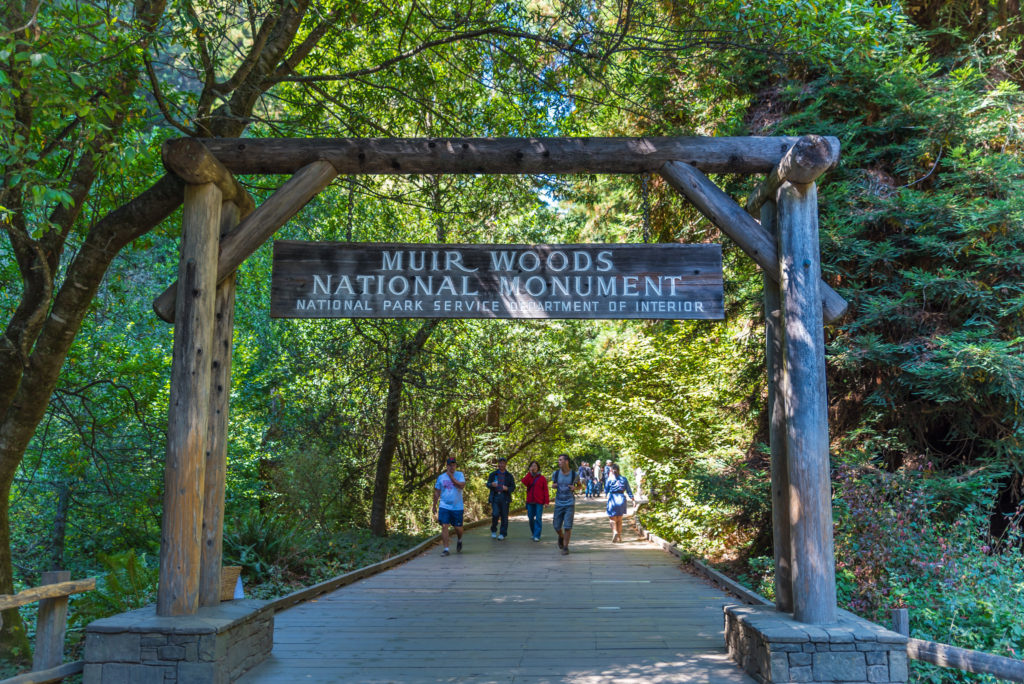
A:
[521,460,550,541]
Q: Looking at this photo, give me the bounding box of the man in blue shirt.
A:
[432,457,466,556]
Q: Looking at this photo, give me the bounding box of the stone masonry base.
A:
[83,600,273,683]
[725,605,908,684]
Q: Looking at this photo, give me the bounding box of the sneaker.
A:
[561,547,569,555]
[532,537,540,542]
[456,540,463,553]
[613,533,621,543]
[441,548,450,556]
[497,534,505,540]
[491,532,497,539]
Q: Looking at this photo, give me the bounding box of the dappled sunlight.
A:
[242,499,754,682]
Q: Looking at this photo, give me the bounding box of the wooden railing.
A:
[889,608,1024,682]
[0,571,96,684]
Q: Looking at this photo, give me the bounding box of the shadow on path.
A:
[240,499,755,683]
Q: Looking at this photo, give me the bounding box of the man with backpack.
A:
[550,453,579,555]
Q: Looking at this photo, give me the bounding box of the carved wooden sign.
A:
[271,241,724,320]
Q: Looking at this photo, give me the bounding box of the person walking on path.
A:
[578,461,593,498]
[521,460,549,541]
[550,453,579,555]
[604,463,635,543]
[432,457,466,556]
[487,457,516,539]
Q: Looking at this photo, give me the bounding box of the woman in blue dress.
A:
[604,463,634,543]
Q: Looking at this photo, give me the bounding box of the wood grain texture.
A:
[0,578,95,612]
[745,135,841,215]
[240,502,756,684]
[199,202,242,608]
[659,161,848,323]
[890,608,909,636]
[761,202,794,614]
[195,136,836,175]
[907,638,1024,681]
[777,181,837,625]
[153,161,338,323]
[0,660,84,684]
[157,182,221,616]
[31,571,70,672]
[162,138,255,215]
[271,242,724,320]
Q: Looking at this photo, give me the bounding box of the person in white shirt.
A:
[432,457,466,556]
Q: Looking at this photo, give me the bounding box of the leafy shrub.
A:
[222,508,315,583]
[834,466,1024,681]
[69,550,158,629]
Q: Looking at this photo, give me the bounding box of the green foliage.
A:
[834,467,1024,681]
[69,550,159,629]
[222,509,316,584]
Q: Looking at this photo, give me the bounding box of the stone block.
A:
[868,664,889,682]
[789,652,812,667]
[82,663,102,684]
[805,626,831,642]
[832,643,856,651]
[813,652,867,682]
[803,643,816,653]
[198,634,216,661]
[890,651,908,682]
[177,661,217,683]
[789,665,813,682]
[139,647,158,662]
[827,626,856,643]
[770,651,789,681]
[141,634,168,647]
[857,642,885,651]
[85,632,141,663]
[865,651,887,666]
[158,644,186,660]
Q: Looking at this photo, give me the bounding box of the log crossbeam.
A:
[745,135,840,216]
[193,136,827,176]
[162,139,255,216]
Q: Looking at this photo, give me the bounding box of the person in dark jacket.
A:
[487,457,516,539]
[521,460,549,541]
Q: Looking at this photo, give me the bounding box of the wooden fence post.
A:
[158,182,222,616]
[762,201,794,613]
[199,202,242,607]
[32,570,71,672]
[777,180,837,624]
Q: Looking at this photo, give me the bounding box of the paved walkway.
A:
[241,500,756,683]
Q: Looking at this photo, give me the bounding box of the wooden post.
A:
[32,570,70,672]
[777,180,837,624]
[761,201,794,613]
[153,160,338,323]
[891,608,910,636]
[158,182,222,616]
[198,202,241,607]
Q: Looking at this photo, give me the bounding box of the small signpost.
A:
[271,242,724,320]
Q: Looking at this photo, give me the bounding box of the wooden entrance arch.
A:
[152,135,847,625]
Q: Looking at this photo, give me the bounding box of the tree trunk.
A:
[369,321,440,536]
[48,481,71,572]
[0,174,184,649]
[0,476,31,662]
